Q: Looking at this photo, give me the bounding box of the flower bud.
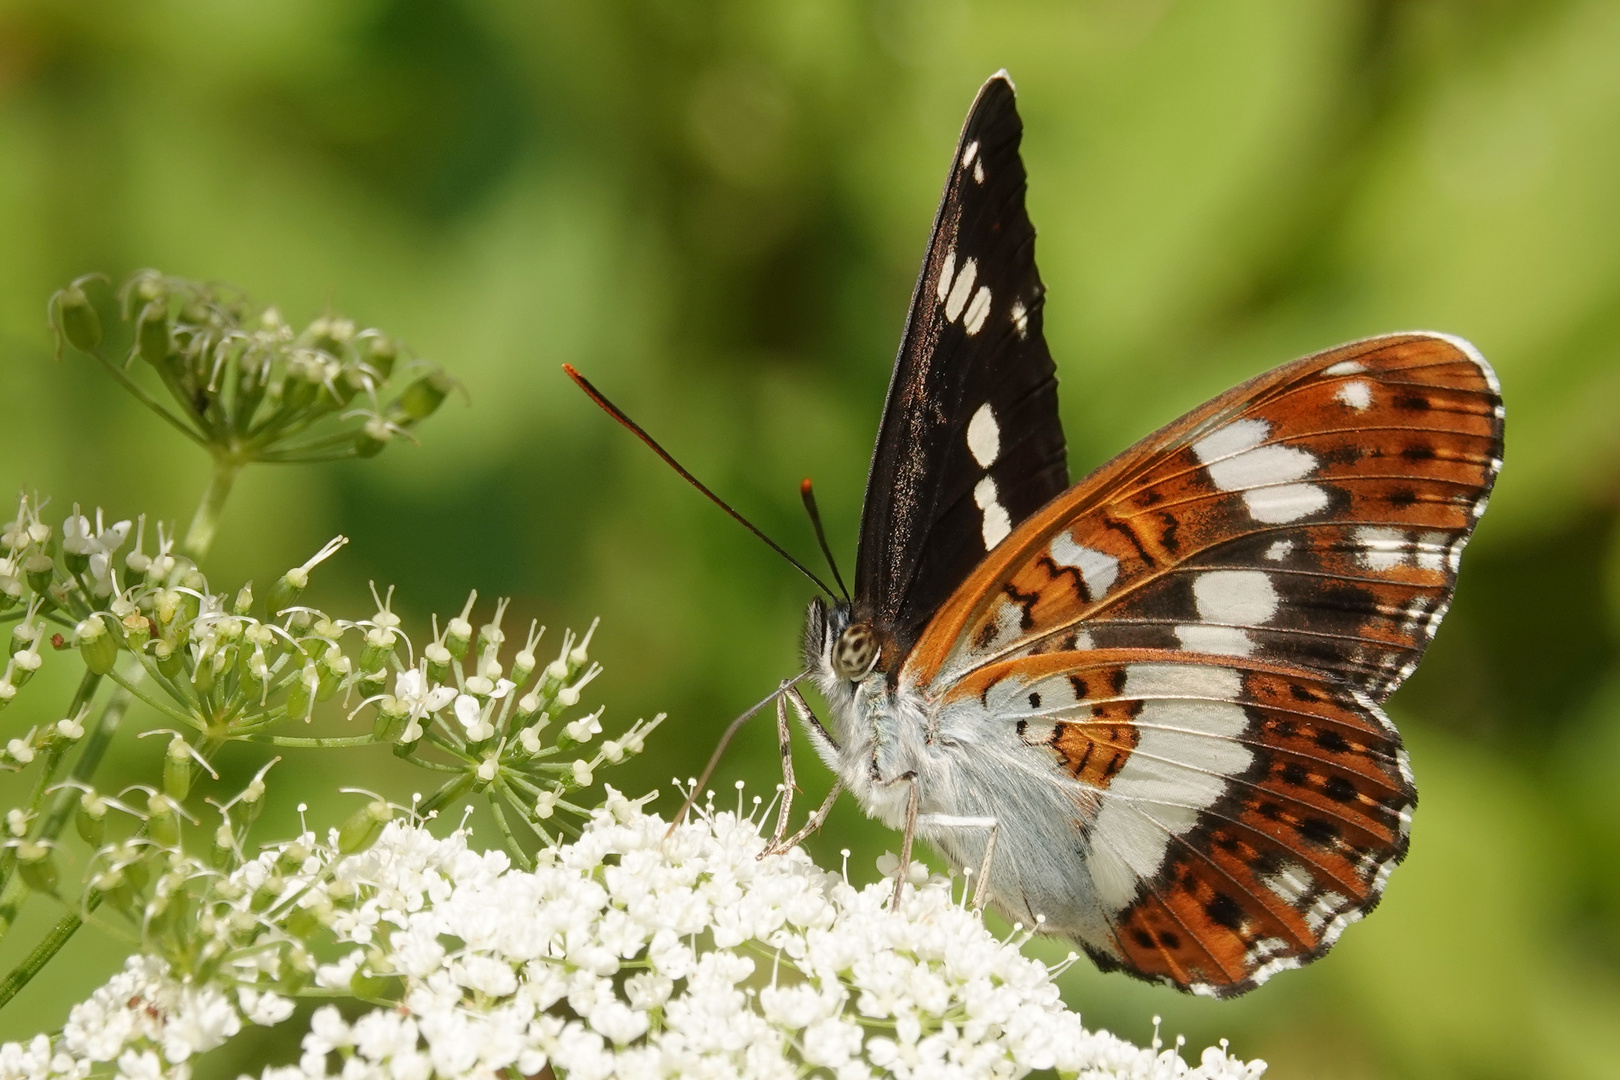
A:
[136,299,170,366]
[423,640,451,683]
[445,593,476,660]
[0,577,22,613]
[154,638,182,678]
[16,841,57,894]
[121,611,151,649]
[365,334,398,380]
[354,416,392,458]
[373,696,407,742]
[286,660,318,721]
[55,285,101,353]
[75,791,107,846]
[147,792,182,847]
[338,799,392,855]
[316,647,349,701]
[23,554,53,596]
[191,652,216,697]
[394,370,453,422]
[163,736,194,801]
[75,616,119,675]
[233,583,254,615]
[265,573,304,616]
[358,627,395,674]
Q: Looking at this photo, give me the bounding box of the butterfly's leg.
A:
[759,685,844,857]
[913,813,999,910]
[668,676,801,836]
[890,773,921,912]
[768,687,797,849]
[762,781,843,858]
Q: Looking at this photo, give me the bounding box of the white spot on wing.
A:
[1243,483,1330,524]
[1355,526,1410,571]
[974,476,1011,549]
[1174,624,1254,656]
[1010,300,1028,339]
[936,249,956,303]
[1048,532,1119,598]
[1194,570,1279,625]
[1193,419,1328,523]
[1324,360,1366,376]
[961,140,979,168]
[1264,539,1294,561]
[1122,663,1243,700]
[1089,665,1252,909]
[1206,444,1318,492]
[1336,380,1373,410]
[944,258,978,323]
[1192,419,1270,464]
[964,285,992,335]
[973,160,985,184]
[966,403,1000,468]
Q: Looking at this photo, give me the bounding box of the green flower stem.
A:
[0,670,105,943]
[181,458,242,562]
[0,907,91,1011]
[488,795,534,870]
[37,672,121,844]
[417,772,478,818]
[252,735,378,749]
[104,668,198,730]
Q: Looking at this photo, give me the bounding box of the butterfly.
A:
[779,71,1504,998]
[567,70,1503,997]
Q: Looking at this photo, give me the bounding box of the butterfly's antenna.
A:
[564,365,839,599]
[666,672,807,836]
[799,478,850,603]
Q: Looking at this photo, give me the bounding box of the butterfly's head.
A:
[804,597,883,690]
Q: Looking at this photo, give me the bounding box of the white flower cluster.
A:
[0,796,1263,1080]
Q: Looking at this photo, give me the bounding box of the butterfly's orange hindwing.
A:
[893,331,1499,994]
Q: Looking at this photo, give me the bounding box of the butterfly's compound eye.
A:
[832,622,879,680]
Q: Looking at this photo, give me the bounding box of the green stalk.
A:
[0,908,91,1011]
[181,458,241,562]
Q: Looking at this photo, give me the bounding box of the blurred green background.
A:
[2,1,1619,1076]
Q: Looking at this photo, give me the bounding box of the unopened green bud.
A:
[0,577,21,613]
[95,865,134,912]
[338,799,392,854]
[350,962,395,1001]
[76,616,117,675]
[23,553,53,596]
[163,736,194,801]
[136,299,169,366]
[16,842,57,894]
[154,638,182,678]
[316,646,349,701]
[359,626,394,670]
[373,697,407,741]
[55,285,101,353]
[366,335,397,380]
[75,791,107,846]
[286,661,317,721]
[284,904,322,940]
[395,370,452,422]
[233,583,253,615]
[265,571,306,616]
[354,416,392,458]
[121,612,152,649]
[192,653,216,697]
[147,792,181,847]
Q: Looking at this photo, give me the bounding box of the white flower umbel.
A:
[0,794,1263,1080]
